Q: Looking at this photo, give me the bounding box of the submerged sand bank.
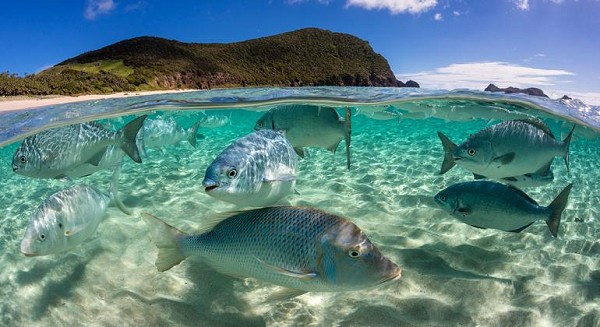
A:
[0,89,199,112]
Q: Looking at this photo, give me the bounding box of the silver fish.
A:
[497,168,555,189]
[255,104,352,169]
[198,113,230,128]
[202,129,297,207]
[438,119,575,179]
[142,206,401,299]
[20,184,112,256]
[142,116,203,149]
[434,181,573,237]
[12,115,147,179]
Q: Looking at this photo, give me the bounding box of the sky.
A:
[1,0,599,104]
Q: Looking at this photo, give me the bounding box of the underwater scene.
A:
[1,87,599,326]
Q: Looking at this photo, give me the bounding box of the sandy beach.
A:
[0,89,199,113]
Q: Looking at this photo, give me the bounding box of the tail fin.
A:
[344,106,352,170]
[186,121,201,148]
[119,115,147,163]
[562,125,575,173]
[141,212,187,272]
[437,131,457,175]
[109,159,131,215]
[546,183,573,238]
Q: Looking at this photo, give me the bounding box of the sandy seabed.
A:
[0,103,599,327]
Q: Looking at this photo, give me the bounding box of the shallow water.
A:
[1,87,599,326]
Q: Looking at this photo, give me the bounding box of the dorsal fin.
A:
[514,119,555,139]
[507,185,539,205]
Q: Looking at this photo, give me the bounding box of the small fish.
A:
[142,116,203,149]
[142,206,401,299]
[198,113,231,128]
[434,181,573,237]
[12,115,147,179]
[202,129,297,207]
[255,104,352,170]
[20,184,112,256]
[438,119,575,179]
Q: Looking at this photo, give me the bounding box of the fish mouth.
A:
[379,268,402,285]
[22,252,38,257]
[452,156,462,161]
[205,185,218,192]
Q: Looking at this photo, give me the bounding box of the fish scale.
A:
[144,206,401,295]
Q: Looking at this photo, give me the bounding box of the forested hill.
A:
[1,28,418,96]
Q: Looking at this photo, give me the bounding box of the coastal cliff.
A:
[1,28,414,96]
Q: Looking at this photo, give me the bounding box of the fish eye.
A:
[39,234,46,241]
[227,168,237,178]
[468,149,476,156]
[440,195,447,201]
[348,249,361,258]
[19,156,26,163]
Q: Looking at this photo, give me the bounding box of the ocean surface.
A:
[1,87,599,326]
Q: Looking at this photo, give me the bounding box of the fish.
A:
[438,119,575,179]
[434,181,573,237]
[61,145,125,179]
[198,113,231,128]
[142,116,203,149]
[12,115,147,179]
[20,184,114,256]
[494,168,555,189]
[202,129,297,207]
[142,206,401,299]
[254,104,352,170]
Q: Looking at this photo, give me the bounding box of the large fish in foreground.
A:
[202,129,297,207]
[254,104,352,169]
[20,184,114,256]
[434,181,573,237]
[142,206,401,300]
[12,115,147,179]
[438,119,575,180]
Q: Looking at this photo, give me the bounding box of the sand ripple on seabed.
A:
[1,112,600,326]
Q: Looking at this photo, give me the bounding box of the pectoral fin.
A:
[293,147,307,158]
[86,150,106,166]
[502,176,518,182]
[456,206,471,217]
[473,173,487,180]
[255,256,317,279]
[265,288,308,302]
[493,152,515,165]
[64,223,91,237]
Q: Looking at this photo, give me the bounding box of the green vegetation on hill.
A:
[1,28,411,96]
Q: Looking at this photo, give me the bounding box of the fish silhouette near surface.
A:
[142,206,401,300]
[202,129,297,207]
[255,104,352,169]
[12,115,147,179]
[141,116,203,149]
[20,184,115,256]
[438,119,575,180]
[434,181,573,237]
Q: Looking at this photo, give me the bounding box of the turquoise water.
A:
[1,87,599,326]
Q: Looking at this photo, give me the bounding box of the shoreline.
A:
[0,89,199,112]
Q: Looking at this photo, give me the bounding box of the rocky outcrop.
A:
[484,84,548,98]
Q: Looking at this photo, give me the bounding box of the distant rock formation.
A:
[560,95,572,100]
[484,84,548,98]
[404,80,420,88]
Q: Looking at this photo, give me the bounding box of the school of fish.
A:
[11,103,578,303]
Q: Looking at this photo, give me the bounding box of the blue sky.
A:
[1,0,599,103]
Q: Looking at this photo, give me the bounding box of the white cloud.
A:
[345,0,438,14]
[434,12,442,20]
[85,0,116,20]
[396,61,574,90]
[514,0,529,10]
[452,10,460,16]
